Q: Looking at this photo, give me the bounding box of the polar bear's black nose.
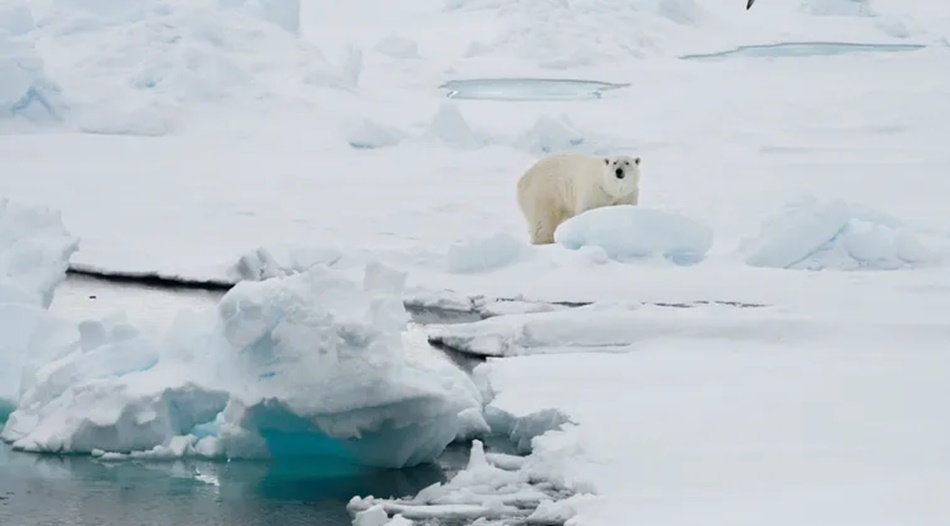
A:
[615,167,625,179]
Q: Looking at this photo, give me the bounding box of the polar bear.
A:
[516,152,641,245]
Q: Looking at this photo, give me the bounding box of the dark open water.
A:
[0,441,473,526]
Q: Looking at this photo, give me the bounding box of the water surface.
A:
[440,78,629,101]
[0,441,471,526]
[680,41,926,61]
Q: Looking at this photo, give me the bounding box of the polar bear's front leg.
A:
[529,213,560,245]
[572,186,595,216]
[616,188,639,206]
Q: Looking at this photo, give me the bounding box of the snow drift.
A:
[2,262,485,468]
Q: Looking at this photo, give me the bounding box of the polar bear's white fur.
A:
[516,152,641,245]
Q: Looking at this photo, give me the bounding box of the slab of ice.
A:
[0,198,79,418]
[2,263,484,469]
[428,300,950,358]
[440,78,628,101]
[474,325,950,525]
[554,206,713,265]
[680,41,925,61]
[740,199,939,270]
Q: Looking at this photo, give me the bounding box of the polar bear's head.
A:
[600,155,640,198]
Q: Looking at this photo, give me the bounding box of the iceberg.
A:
[3,261,485,469]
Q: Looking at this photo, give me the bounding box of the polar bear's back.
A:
[516,152,600,210]
[523,152,600,182]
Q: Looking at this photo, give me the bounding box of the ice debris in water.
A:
[348,439,576,524]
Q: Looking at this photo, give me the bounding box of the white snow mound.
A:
[2,262,484,468]
[741,199,938,270]
[554,206,713,265]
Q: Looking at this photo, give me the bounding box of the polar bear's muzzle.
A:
[614,167,625,179]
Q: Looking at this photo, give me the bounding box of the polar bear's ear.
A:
[634,157,641,165]
[604,158,610,165]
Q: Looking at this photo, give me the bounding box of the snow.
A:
[554,205,714,264]
[3,0,950,524]
[445,233,531,274]
[0,0,341,135]
[471,326,950,525]
[373,35,422,60]
[423,102,489,149]
[0,5,35,37]
[346,119,407,150]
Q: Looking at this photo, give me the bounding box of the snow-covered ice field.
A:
[3,0,950,524]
